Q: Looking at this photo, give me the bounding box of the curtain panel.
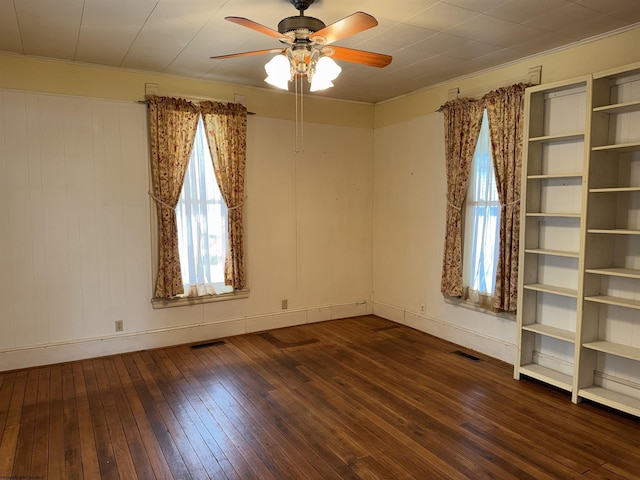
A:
[485,83,527,313]
[439,83,527,313]
[148,96,199,298]
[439,98,485,297]
[200,101,248,290]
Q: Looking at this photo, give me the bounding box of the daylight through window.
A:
[462,109,501,305]
[175,117,230,297]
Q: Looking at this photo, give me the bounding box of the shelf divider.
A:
[584,295,640,310]
[522,323,575,343]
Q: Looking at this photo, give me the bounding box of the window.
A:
[175,117,231,297]
[462,109,501,307]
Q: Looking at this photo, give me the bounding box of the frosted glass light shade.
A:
[264,54,291,90]
[310,56,341,91]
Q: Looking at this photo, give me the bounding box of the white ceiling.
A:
[1,0,640,103]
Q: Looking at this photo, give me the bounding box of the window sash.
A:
[463,110,500,299]
[175,117,229,295]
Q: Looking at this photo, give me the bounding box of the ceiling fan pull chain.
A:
[295,74,305,153]
[300,75,304,153]
[295,74,299,153]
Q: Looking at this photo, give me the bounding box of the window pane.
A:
[463,110,501,297]
[175,118,228,292]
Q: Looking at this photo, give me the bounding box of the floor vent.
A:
[453,350,480,362]
[190,340,226,349]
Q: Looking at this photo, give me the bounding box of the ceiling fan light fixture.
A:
[264,54,291,90]
[217,7,391,96]
[310,56,341,91]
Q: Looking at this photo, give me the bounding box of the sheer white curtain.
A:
[463,109,501,308]
[175,117,230,297]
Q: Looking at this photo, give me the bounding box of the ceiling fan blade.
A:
[211,48,283,60]
[225,16,291,42]
[324,46,392,68]
[311,12,378,45]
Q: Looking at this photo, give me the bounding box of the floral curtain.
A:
[485,84,527,312]
[440,98,485,297]
[200,101,248,290]
[148,96,199,298]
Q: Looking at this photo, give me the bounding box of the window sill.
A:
[444,295,516,321]
[151,289,250,309]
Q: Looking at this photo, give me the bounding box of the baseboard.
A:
[372,301,516,364]
[531,350,574,377]
[0,301,371,372]
[595,371,640,400]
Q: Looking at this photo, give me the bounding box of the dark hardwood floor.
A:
[1,315,639,479]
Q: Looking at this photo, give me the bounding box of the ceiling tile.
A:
[410,53,466,70]
[470,46,528,70]
[607,3,640,22]
[168,21,265,77]
[445,39,502,59]
[411,31,473,54]
[347,0,441,22]
[525,3,602,33]
[446,14,520,46]
[406,2,480,31]
[14,0,84,59]
[380,24,439,48]
[561,14,628,40]
[120,0,219,71]
[387,47,439,68]
[493,23,547,47]
[216,0,290,26]
[576,0,640,19]
[75,0,159,66]
[487,0,572,24]
[441,0,510,13]
[511,29,574,54]
[575,0,619,13]
[0,1,22,53]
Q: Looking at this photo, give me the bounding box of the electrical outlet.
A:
[282,299,288,310]
[420,304,425,313]
[115,320,124,332]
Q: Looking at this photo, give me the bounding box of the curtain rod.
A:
[136,99,256,115]
[437,65,542,110]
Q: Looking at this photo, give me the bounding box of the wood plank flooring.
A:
[1,315,639,479]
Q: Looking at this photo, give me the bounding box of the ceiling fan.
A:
[210,0,392,92]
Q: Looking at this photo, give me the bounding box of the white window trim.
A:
[151,288,250,309]
[444,295,515,320]
[147,116,247,306]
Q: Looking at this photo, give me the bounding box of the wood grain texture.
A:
[1,315,639,479]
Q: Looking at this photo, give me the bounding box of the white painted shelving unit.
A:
[576,62,640,417]
[516,63,640,418]
[515,76,591,393]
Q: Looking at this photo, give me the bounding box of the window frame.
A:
[456,108,511,317]
[148,113,250,308]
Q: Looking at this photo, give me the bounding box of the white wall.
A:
[5,27,640,371]
[0,90,373,370]
[372,112,516,362]
[0,92,151,348]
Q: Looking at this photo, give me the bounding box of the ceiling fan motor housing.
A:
[278,15,326,35]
